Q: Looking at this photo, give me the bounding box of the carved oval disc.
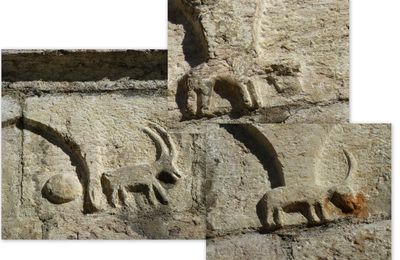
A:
[42,174,82,204]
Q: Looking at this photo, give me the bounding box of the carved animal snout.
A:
[156,168,181,185]
[330,191,367,216]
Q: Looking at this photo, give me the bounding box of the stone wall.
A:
[169,0,349,123]
[2,50,208,239]
[205,124,391,259]
[1,0,392,259]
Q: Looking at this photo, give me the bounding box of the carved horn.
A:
[343,149,357,181]
[148,122,177,159]
[142,122,177,163]
[143,126,170,161]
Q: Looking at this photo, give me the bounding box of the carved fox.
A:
[257,149,361,231]
[101,123,182,208]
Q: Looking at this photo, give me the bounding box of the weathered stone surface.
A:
[292,219,391,260]
[207,232,287,260]
[169,0,349,122]
[205,124,391,237]
[2,94,205,239]
[1,95,21,124]
[1,125,23,219]
[3,80,167,94]
[207,219,391,260]
[2,50,166,82]
[2,50,206,239]
[1,43,390,260]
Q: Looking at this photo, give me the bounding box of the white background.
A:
[0,0,398,259]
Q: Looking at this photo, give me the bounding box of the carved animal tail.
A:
[343,149,357,182]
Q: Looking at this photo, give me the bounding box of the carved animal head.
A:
[328,149,367,215]
[143,123,182,184]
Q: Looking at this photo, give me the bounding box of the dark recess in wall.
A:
[2,50,167,82]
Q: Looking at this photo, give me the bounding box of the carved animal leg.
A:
[265,206,276,230]
[107,186,117,208]
[304,203,320,225]
[273,207,284,229]
[185,64,213,117]
[186,79,214,117]
[104,183,119,208]
[152,182,169,205]
[256,198,269,230]
[246,80,263,108]
[236,82,253,109]
[315,201,331,223]
[146,186,157,206]
[187,89,198,116]
[199,83,214,116]
[101,174,117,208]
[256,203,275,231]
[117,186,128,206]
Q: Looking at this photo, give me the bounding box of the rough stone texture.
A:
[169,0,349,123]
[2,49,166,82]
[1,95,21,124]
[205,124,391,237]
[2,50,204,239]
[0,23,390,258]
[167,1,391,256]
[207,232,287,259]
[2,96,206,239]
[207,219,391,260]
[1,98,23,220]
[291,219,391,260]
[205,124,391,259]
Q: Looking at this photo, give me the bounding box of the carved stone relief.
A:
[1,16,391,257]
[2,50,204,239]
[205,123,390,259]
[170,0,349,122]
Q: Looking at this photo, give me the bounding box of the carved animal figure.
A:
[257,149,362,231]
[175,0,303,119]
[101,123,182,208]
[184,61,263,117]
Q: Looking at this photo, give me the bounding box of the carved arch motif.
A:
[2,116,96,213]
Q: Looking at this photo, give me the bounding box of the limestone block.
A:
[1,94,205,239]
[2,96,22,221]
[205,124,391,237]
[1,45,390,260]
[2,49,210,239]
[206,219,391,260]
[207,233,287,260]
[3,80,167,93]
[2,218,42,239]
[1,95,21,124]
[2,50,166,82]
[169,0,349,122]
[292,220,391,260]
[1,126,22,220]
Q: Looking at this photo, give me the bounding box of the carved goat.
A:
[257,150,362,231]
[101,123,182,208]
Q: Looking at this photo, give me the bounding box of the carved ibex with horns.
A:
[257,149,364,231]
[101,122,182,208]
